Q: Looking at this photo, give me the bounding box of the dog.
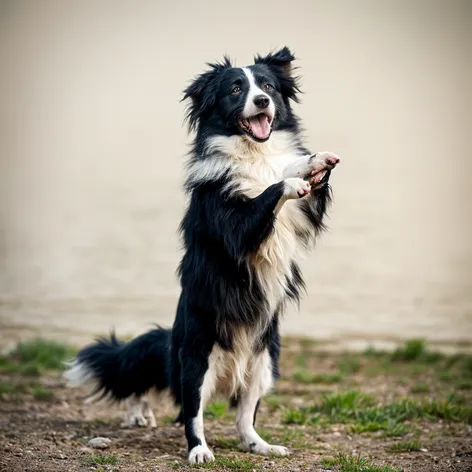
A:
[64,46,340,464]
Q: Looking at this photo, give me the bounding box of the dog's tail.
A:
[64,327,171,402]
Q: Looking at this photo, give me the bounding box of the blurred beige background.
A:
[1,0,471,349]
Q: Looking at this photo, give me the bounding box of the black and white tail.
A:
[64,328,171,427]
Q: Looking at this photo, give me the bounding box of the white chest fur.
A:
[199,131,315,314]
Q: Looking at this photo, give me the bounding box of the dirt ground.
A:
[1,338,471,472]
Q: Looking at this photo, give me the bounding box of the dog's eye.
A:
[264,83,275,92]
[231,86,242,95]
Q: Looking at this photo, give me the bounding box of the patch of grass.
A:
[282,409,308,425]
[292,390,472,431]
[171,457,261,470]
[338,358,361,375]
[379,423,411,438]
[308,391,377,421]
[391,339,441,363]
[386,440,423,453]
[204,401,227,419]
[295,354,307,368]
[81,454,119,466]
[31,385,54,401]
[299,337,317,348]
[1,338,76,375]
[410,383,430,394]
[0,381,16,395]
[264,395,283,410]
[214,436,240,450]
[437,370,453,382]
[258,428,307,447]
[455,378,472,390]
[292,369,343,384]
[324,453,403,472]
[321,455,338,468]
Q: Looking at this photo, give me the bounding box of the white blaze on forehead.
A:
[242,68,275,120]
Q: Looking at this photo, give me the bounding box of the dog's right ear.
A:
[182,57,232,131]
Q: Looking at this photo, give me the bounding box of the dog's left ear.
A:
[182,57,232,131]
[254,47,300,101]
[254,46,296,77]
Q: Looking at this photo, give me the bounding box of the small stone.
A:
[420,448,428,452]
[88,437,111,449]
[333,432,342,437]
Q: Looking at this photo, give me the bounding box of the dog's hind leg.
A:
[236,349,289,457]
[141,396,157,428]
[121,395,148,427]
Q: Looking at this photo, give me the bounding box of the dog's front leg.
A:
[282,151,340,185]
[180,344,215,464]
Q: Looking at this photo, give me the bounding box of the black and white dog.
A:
[65,46,340,463]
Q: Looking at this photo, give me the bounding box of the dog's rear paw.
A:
[242,440,290,457]
[121,413,148,428]
[188,445,215,464]
[267,445,290,457]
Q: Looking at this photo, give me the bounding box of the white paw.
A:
[121,413,148,428]
[284,178,311,199]
[188,445,215,464]
[242,440,290,457]
[267,445,290,457]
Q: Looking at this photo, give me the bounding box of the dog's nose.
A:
[253,95,269,109]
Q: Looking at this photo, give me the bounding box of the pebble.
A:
[88,437,112,449]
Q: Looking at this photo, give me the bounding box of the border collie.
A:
[65,46,340,464]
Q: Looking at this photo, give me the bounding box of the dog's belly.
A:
[201,331,274,405]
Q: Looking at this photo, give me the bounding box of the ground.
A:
[0,338,471,472]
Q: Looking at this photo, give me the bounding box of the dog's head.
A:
[183,47,301,143]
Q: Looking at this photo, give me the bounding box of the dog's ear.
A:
[254,47,300,101]
[254,46,296,77]
[182,57,232,131]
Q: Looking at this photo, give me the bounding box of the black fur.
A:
[66,46,334,460]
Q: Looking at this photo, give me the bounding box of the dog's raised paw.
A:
[188,445,215,464]
[284,177,311,199]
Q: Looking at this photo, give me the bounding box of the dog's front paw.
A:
[307,151,340,183]
[284,178,311,199]
[188,445,215,464]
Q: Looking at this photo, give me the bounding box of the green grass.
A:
[282,409,308,425]
[31,385,54,401]
[391,339,441,363]
[455,378,472,390]
[410,383,430,394]
[81,454,119,466]
[284,390,472,430]
[258,428,308,447]
[171,457,260,470]
[0,338,76,375]
[213,436,240,450]
[338,358,362,375]
[264,395,283,410]
[292,369,343,384]
[385,440,423,453]
[322,453,403,472]
[204,402,227,419]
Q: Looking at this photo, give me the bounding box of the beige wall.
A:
[0,0,471,347]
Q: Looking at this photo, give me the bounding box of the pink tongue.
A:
[249,114,270,139]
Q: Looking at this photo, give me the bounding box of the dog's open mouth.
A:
[238,113,273,142]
